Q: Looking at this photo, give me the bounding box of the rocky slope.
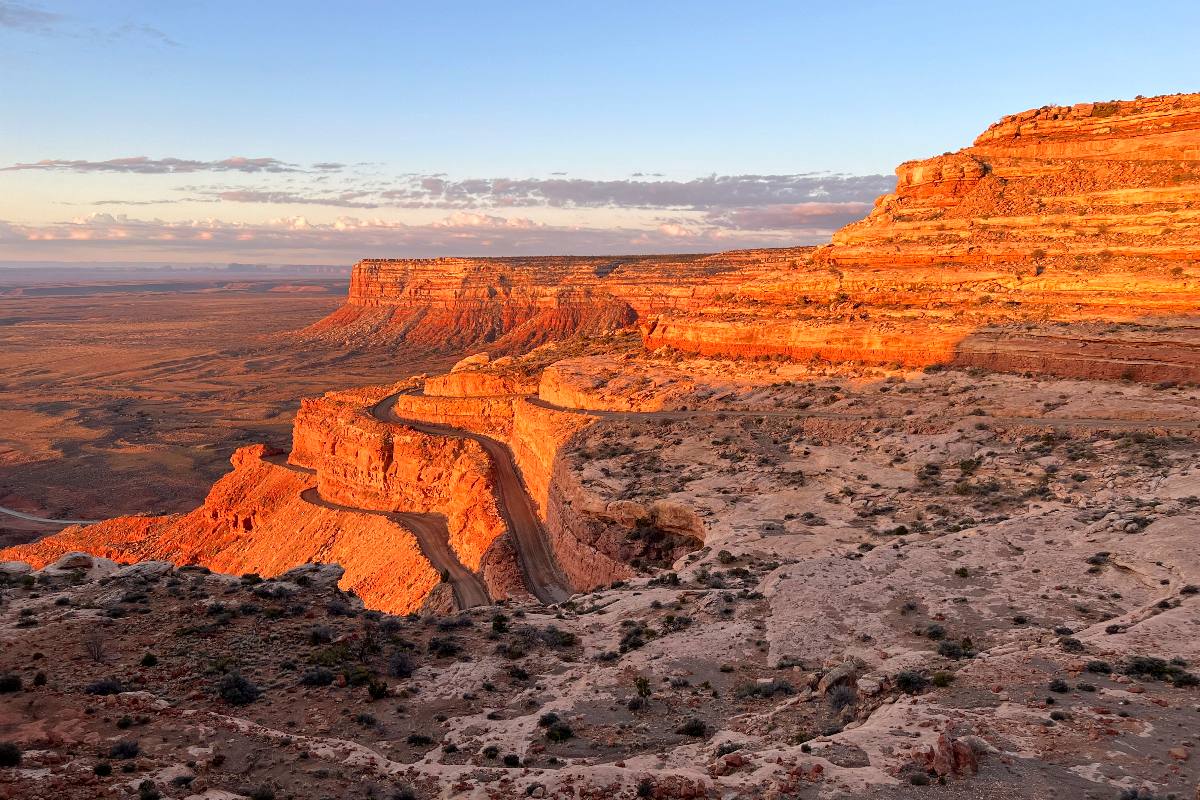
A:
[3,364,1200,799]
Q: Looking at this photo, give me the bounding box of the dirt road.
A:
[371,394,573,605]
[299,487,489,609]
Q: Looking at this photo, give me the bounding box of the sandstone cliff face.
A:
[308,93,1200,383]
[643,95,1200,379]
[0,445,442,614]
[289,391,522,600]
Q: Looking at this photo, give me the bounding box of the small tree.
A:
[83,634,107,664]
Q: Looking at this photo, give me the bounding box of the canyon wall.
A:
[645,94,1200,379]
[308,93,1200,383]
[289,390,523,599]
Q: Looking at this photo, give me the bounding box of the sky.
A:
[1,1,1198,266]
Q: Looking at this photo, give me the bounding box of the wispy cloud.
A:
[703,201,874,231]
[0,2,179,44]
[68,171,890,213]
[212,189,380,208]
[0,211,825,261]
[3,156,309,174]
[0,1,60,34]
[377,173,894,210]
[110,22,179,48]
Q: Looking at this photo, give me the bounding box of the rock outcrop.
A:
[0,444,443,614]
[289,387,523,600]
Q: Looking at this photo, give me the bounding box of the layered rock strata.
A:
[308,93,1200,382]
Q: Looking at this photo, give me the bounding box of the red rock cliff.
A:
[308,93,1200,382]
[0,445,443,614]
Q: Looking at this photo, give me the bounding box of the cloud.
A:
[3,156,307,174]
[704,202,874,231]
[213,189,379,208]
[0,211,822,262]
[377,173,895,210]
[78,171,891,213]
[111,22,180,48]
[0,3,179,44]
[0,2,60,33]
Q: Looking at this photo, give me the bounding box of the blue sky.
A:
[1,0,1197,263]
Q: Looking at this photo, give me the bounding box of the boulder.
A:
[0,561,32,579]
[280,562,345,588]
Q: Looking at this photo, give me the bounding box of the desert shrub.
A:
[931,671,955,687]
[923,623,946,640]
[217,673,261,705]
[1123,655,1191,682]
[937,640,971,659]
[247,787,276,800]
[0,742,20,767]
[368,679,389,699]
[326,598,354,616]
[895,671,928,694]
[140,652,159,667]
[827,684,857,710]
[406,733,433,746]
[354,713,376,726]
[300,668,335,687]
[86,678,125,696]
[538,626,577,648]
[736,679,794,699]
[538,712,560,727]
[137,780,161,800]
[1085,660,1112,674]
[1048,679,1069,693]
[308,625,334,645]
[545,722,574,742]
[427,636,461,658]
[388,651,415,679]
[675,718,708,737]
[1059,636,1086,653]
[83,634,108,663]
[0,675,22,693]
[108,740,140,759]
[502,753,521,767]
[93,762,113,776]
